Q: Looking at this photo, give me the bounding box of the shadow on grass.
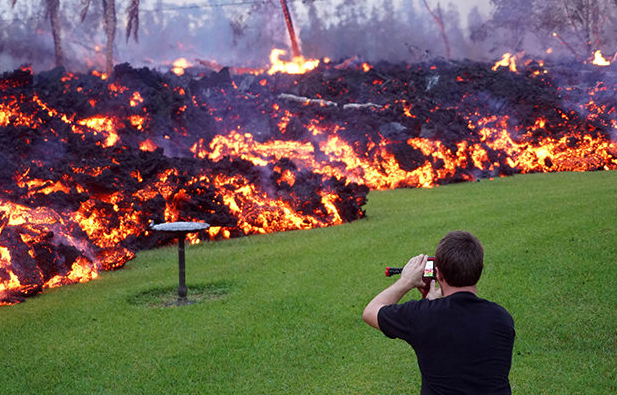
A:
[126,280,233,308]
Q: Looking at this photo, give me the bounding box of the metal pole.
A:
[177,232,187,302]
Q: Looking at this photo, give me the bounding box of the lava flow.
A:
[1,51,616,305]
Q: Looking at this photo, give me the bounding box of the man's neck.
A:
[441,284,477,297]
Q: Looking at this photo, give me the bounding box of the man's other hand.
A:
[426,279,443,300]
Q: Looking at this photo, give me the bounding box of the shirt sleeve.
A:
[377,300,423,341]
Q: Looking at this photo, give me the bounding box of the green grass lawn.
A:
[1,171,615,394]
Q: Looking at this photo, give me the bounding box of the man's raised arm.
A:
[362,254,428,329]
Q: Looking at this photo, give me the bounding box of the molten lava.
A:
[267,49,320,75]
[0,52,615,305]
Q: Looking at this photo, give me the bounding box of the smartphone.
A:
[423,257,436,279]
[421,257,436,298]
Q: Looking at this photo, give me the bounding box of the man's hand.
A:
[363,254,431,329]
[425,279,443,300]
[400,254,429,290]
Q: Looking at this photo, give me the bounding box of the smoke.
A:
[0,0,615,74]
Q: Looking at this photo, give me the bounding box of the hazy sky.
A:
[1,0,494,29]
[125,0,494,25]
[0,0,497,72]
[157,0,495,26]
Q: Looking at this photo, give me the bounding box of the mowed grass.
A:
[1,171,615,395]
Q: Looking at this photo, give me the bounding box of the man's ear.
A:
[436,267,444,282]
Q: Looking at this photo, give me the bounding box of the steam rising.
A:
[2,0,615,73]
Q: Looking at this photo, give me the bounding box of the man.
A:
[363,230,515,395]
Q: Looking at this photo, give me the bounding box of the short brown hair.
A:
[435,231,484,287]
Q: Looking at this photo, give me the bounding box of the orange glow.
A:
[267,49,320,75]
[591,50,611,66]
[108,82,128,93]
[129,115,145,130]
[0,267,23,298]
[130,91,144,106]
[77,116,120,147]
[139,138,158,151]
[492,53,517,72]
[276,169,296,187]
[201,108,616,192]
[91,70,108,80]
[172,58,192,76]
[208,173,337,234]
[44,258,98,289]
[0,197,122,300]
[468,115,616,172]
[17,178,70,196]
[403,102,415,118]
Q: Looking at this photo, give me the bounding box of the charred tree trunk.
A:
[103,0,116,75]
[422,0,451,60]
[279,0,301,58]
[12,0,64,67]
[47,0,65,67]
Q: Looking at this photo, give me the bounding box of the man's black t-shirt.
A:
[378,292,515,395]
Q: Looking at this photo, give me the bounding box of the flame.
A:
[139,138,158,151]
[0,263,23,302]
[209,173,337,234]
[591,50,611,66]
[492,53,518,72]
[0,199,116,301]
[130,91,144,106]
[275,167,296,187]
[91,70,108,80]
[130,115,146,130]
[15,178,71,197]
[267,49,320,75]
[468,115,616,172]
[44,257,98,289]
[172,58,192,76]
[108,82,128,93]
[77,116,120,147]
[201,104,616,191]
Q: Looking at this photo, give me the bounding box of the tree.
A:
[536,0,617,56]
[477,0,617,58]
[126,0,140,43]
[422,0,451,60]
[487,0,535,52]
[81,0,140,75]
[11,0,65,67]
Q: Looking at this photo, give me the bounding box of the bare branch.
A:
[422,0,451,60]
[80,0,92,22]
[126,0,140,43]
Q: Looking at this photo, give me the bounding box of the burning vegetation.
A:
[1,49,616,305]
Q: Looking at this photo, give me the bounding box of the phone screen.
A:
[423,259,435,278]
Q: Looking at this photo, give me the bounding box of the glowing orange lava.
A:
[267,49,320,75]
